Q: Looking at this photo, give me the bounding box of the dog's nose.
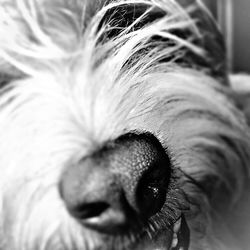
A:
[59,132,171,233]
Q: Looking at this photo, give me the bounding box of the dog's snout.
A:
[59,132,171,233]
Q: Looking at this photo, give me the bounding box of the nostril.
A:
[59,156,130,233]
[70,202,110,220]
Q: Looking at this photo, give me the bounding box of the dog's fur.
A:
[0,0,250,249]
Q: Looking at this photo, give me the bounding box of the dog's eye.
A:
[135,145,172,218]
[112,132,172,216]
[140,185,167,217]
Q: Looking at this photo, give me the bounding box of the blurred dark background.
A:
[203,0,250,73]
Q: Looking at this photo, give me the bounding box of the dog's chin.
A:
[3,207,189,250]
[95,215,189,250]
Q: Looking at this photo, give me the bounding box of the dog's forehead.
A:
[0,0,226,83]
[0,0,230,154]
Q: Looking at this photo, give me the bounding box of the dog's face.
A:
[0,0,249,250]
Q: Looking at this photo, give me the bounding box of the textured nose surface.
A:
[59,132,171,233]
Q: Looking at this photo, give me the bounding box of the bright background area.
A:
[203,0,250,73]
[233,0,250,73]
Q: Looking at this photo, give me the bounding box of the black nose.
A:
[59,132,171,234]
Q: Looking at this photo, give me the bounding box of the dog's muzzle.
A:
[59,132,189,249]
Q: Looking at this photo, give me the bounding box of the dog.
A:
[0,0,250,249]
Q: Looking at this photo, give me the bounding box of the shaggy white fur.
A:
[0,0,249,250]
